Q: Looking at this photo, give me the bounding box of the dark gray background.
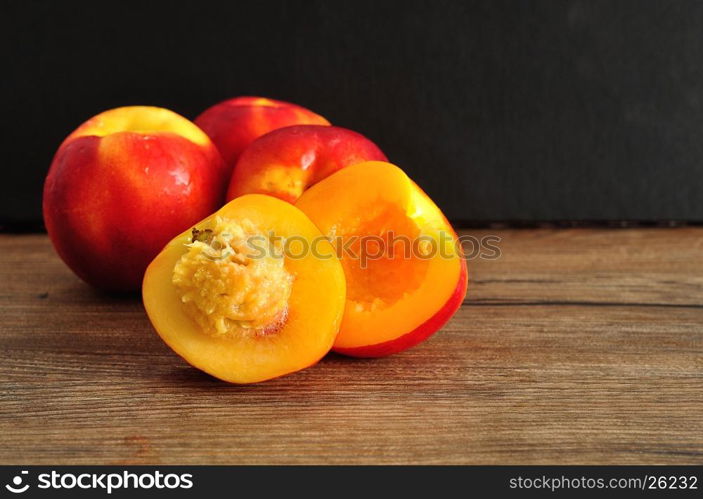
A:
[3,0,703,227]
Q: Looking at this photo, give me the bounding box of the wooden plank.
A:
[0,229,701,464]
[465,228,703,306]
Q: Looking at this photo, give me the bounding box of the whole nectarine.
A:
[43,106,226,291]
[227,125,387,203]
[195,96,329,176]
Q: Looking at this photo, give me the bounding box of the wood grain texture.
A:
[0,229,701,464]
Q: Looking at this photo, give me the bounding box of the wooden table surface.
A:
[1,228,701,465]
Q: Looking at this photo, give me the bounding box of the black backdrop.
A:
[3,0,703,227]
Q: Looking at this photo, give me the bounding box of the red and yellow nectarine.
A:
[43,106,226,291]
[296,161,467,357]
[195,97,329,176]
[227,125,387,203]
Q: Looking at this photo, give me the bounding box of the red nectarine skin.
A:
[43,107,225,291]
[333,258,467,357]
[227,125,387,203]
[195,97,329,176]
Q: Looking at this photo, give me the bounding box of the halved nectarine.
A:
[295,161,467,357]
[142,194,346,383]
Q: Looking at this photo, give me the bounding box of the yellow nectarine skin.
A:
[143,194,346,384]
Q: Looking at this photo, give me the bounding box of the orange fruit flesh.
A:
[295,161,463,350]
[142,194,346,383]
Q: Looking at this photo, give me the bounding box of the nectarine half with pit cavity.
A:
[43,106,226,291]
[142,194,346,383]
[296,161,468,357]
[195,96,330,177]
[227,125,387,203]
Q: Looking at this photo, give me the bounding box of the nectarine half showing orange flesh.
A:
[227,125,387,203]
[295,162,467,357]
[195,97,330,176]
[142,194,346,383]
